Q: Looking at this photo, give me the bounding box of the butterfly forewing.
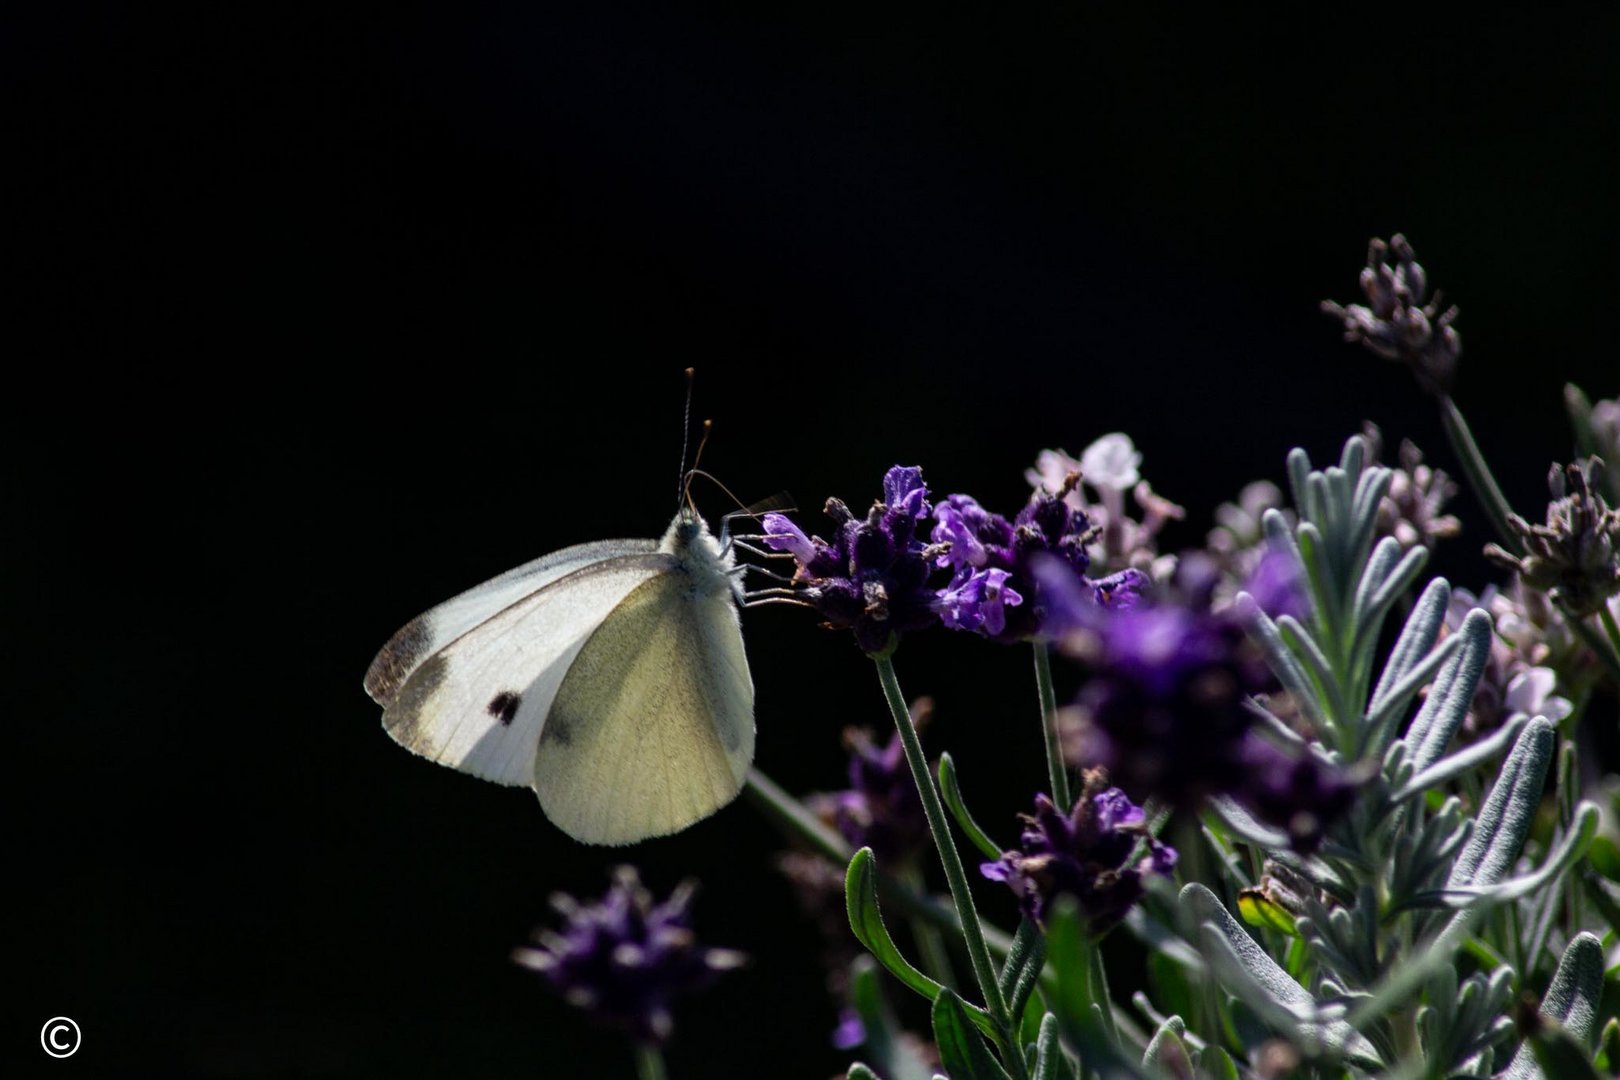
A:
[364,538,660,706]
[379,552,677,786]
[535,568,755,845]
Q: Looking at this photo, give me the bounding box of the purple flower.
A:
[762,465,943,654]
[1060,603,1267,809]
[936,567,1023,636]
[512,867,745,1045]
[808,709,931,865]
[1243,544,1308,623]
[981,771,1176,932]
[1236,738,1361,852]
[926,487,1095,642]
[1060,596,1359,849]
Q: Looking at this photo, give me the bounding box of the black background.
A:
[10,4,1617,1077]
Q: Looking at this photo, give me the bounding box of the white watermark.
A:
[41,1017,81,1059]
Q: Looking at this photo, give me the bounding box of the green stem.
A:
[1438,394,1522,555]
[900,863,957,991]
[1567,609,1620,685]
[873,655,1011,1030]
[1032,642,1071,809]
[634,1043,667,1080]
[1599,604,1620,672]
[743,767,1018,958]
[742,766,850,864]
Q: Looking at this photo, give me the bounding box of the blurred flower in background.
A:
[512,867,744,1046]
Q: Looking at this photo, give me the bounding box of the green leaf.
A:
[1042,898,1146,1078]
[999,918,1047,1025]
[940,753,1002,860]
[1366,577,1450,737]
[1595,1017,1619,1074]
[1526,1019,1604,1080]
[1033,1013,1064,1080]
[1181,883,1383,1068]
[1404,608,1492,771]
[1193,1045,1240,1080]
[845,847,1000,1041]
[932,989,1013,1080]
[1502,933,1605,1080]
[1141,1015,1193,1078]
[848,956,939,1080]
[1237,888,1298,937]
[1446,718,1556,891]
[847,1066,882,1080]
[1589,835,1620,881]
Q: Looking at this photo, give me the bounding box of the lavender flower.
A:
[1485,457,1620,617]
[762,465,942,654]
[807,701,932,865]
[1322,234,1461,396]
[1237,739,1362,851]
[927,487,1092,642]
[1027,435,1183,579]
[1059,604,1264,811]
[1057,581,1355,848]
[981,770,1176,932]
[512,867,745,1045]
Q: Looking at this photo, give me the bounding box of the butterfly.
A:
[364,505,755,846]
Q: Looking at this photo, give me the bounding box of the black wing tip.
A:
[363,616,434,706]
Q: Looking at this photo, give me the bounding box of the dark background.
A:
[10,4,1617,1077]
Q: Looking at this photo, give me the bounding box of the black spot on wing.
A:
[487,691,521,726]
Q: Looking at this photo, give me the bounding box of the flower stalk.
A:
[872,654,1014,1042]
[1032,641,1071,810]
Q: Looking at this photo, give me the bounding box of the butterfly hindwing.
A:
[535,567,755,845]
[380,552,677,786]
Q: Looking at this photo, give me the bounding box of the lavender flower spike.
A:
[512,866,745,1046]
[981,770,1176,932]
[761,465,943,654]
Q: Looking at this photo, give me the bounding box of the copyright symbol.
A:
[41,1017,81,1059]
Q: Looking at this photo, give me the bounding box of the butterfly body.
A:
[365,509,755,845]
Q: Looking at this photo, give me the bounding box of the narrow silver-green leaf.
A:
[1207,796,1291,850]
[846,1065,882,1080]
[1181,883,1383,1068]
[1242,599,1332,732]
[1194,1045,1240,1080]
[1368,577,1451,715]
[1042,898,1146,1078]
[845,847,1000,1041]
[1033,1013,1064,1080]
[1446,718,1556,890]
[940,753,1003,861]
[933,989,1014,1080]
[1502,932,1606,1079]
[999,918,1047,1023]
[1393,715,1528,802]
[1141,1015,1193,1078]
[1364,625,1462,754]
[1406,609,1492,771]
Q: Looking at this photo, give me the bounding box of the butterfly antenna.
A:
[683,421,715,512]
[676,367,696,513]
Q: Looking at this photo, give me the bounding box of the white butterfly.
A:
[364,507,754,846]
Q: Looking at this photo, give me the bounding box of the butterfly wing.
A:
[534,568,755,845]
[364,538,660,706]
[376,552,677,786]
